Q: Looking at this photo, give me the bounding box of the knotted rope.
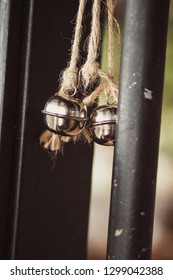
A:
[83,0,120,107]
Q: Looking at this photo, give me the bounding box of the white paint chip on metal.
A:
[144,88,153,100]
[115,228,123,237]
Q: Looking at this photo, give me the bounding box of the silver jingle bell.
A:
[42,95,87,136]
[89,104,117,146]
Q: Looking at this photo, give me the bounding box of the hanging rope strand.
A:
[107,0,115,78]
[70,0,87,70]
[59,0,87,95]
[80,0,101,87]
[87,0,101,63]
[104,0,119,104]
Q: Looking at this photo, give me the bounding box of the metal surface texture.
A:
[42,95,87,136]
[0,0,12,258]
[107,0,170,259]
[89,105,117,146]
[5,0,35,259]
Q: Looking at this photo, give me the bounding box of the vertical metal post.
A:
[0,0,11,258]
[5,0,34,259]
[107,0,170,259]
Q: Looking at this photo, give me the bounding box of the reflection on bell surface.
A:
[89,105,117,146]
[42,95,87,136]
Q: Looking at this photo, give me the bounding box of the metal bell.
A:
[42,95,87,136]
[89,105,117,146]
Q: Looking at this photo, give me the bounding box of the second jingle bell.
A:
[89,104,117,146]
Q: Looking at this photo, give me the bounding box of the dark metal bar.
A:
[107,0,170,259]
[5,0,34,259]
[0,0,12,259]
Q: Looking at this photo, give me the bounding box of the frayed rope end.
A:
[40,130,64,155]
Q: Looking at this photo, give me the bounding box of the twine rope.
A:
[105,0,119,104]
[83,0,119,106]
[70,0,87,70]
[58,0,87,95]
[80,0,101,87]
[87,0,101,63]
[107,0,115,78]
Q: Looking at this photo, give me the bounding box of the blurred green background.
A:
[161,2,173,157]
